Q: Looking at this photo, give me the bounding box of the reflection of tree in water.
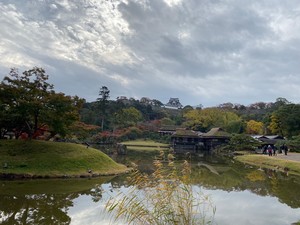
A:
[265,169,300,209]
[0,193,76,225]
[88,185,103,203]
[0,183,106,225]
[189,159,300,209]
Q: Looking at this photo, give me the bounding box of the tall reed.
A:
[106,151,215,225]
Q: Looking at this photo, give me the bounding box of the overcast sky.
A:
[1,0,300,107]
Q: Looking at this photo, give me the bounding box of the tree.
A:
[114,107,142,128]
[0,67,53,138]
[246,120,264,134]
[224,120,245,134]
[183,107,241,132]
[43,94,84,139]
[152,99,163,107]
[182,105,194,114]
[0,67,82,139]
[286,135,300,152]
[97,86,110,131]
[268,114,282,135]
[274,97,290,107]
[268,104,300,138]
[218,102,234,109]
[160,117,175,126]
[228,134,260,151]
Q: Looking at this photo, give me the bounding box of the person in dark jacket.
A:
[283,144,288,155]
[267,145,273,156]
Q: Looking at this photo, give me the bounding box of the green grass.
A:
[121,139,168,146]
[0,140,129,178]
[121,139,169,152]
[235,154,300,176]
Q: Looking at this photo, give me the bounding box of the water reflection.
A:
[204,188,300,225]
[0,155,300,225]
[0,193,72,224]
[190,158,300,209]
[0,178,110,225]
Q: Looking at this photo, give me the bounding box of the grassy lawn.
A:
[0,140,129,178]
[235,154,300,176]
[121,139,169,152]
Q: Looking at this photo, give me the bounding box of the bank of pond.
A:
[1,139,300,224]
[1,151,300,225]
[0,140,129,178]
[1,139,300,178]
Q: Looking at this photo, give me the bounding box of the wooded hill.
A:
[1,67,300,147]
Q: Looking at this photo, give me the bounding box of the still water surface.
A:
[1,155,300,225]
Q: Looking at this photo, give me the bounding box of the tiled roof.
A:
[172,129,201,137]
[264,135,284,139]
[251,135,284,140]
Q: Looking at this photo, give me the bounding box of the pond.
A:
[1,154,300,225]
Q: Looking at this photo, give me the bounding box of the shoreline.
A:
[234,152,300,176]
[0,167,132,180]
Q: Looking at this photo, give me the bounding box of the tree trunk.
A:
[101,118,104,131]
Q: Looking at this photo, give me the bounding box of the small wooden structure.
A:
[251,135,285,151]
[171,129,203,154]
[202,128,231,151]
[171,127,230,154]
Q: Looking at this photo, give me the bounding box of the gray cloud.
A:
[1,0,300,107]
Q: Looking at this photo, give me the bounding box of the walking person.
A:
[267,145,273,156]
[263,145,267,154]
[283,144,288,155]
[273,146,277,156]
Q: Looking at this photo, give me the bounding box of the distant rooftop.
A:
[165,98,183,109]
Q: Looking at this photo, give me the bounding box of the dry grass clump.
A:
[106,151,215,225]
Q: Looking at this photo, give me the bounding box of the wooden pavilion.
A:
[171,127,230,154]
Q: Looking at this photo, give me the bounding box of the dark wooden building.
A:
[202,128,231,151]
[171,127,230,154]
[171,129,203,154]
[251,135,285,150]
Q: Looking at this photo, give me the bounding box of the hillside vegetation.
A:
[0,140,129,178]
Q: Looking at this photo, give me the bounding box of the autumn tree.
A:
[183,107,242,132]
[0,67,83,139]
[0,67,53,138]
[246,120,264,134]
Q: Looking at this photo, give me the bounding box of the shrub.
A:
[227,134,260,151]
[286,135,300,153]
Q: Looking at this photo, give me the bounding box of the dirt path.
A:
[276,152,300,162]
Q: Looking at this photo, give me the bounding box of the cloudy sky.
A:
[1,0,300,107]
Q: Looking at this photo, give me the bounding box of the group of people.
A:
[262,144,288,156]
